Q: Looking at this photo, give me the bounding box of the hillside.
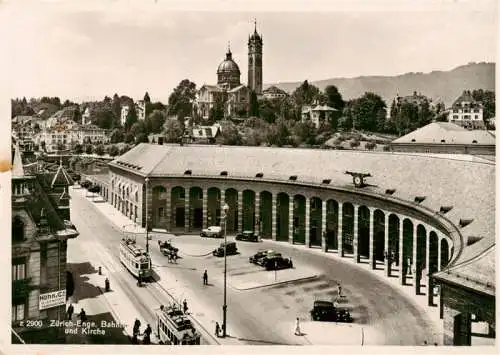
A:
[265,62,495,107]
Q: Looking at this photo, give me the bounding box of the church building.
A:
[196,22,263,120]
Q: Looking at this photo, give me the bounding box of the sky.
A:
[0,0,497,103]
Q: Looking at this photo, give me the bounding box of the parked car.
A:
[249,249,275,264]
[235,230,259,242]
[264,256,292,271]
[310,300,352,322]
[257,251,282,266]
[200,226,222,238]
[212,241,238,257]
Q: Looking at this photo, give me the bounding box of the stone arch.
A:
[12,215,25,242]
[189,187,203,230]
[224,188,238,233]
[242,190,256,231]
[440,238,450,269]
[388,214,400,264]
[152,185,167,229]
[402,219,414,282]
[170,186,186,229]
[342,202,355,254]
[207,187,221,226]
[416,224,427,283]
[373,209,385,262]
[358,205,371,258]
[325,199,338,251]
[293,194,306,244]
[259,191,273,238]
[276,192,289,241]
[309,197,322,247]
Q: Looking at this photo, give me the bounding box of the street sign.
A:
[39,290,66,310]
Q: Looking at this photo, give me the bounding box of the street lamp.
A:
[221,202,229,337]
[145,177,150,254]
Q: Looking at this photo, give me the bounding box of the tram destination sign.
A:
[39,290,66,310]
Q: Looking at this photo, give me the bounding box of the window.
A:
[12,258,26,280]
[474,115,478,119]
[158,207,164,218]
[453,115,458,119]
[12,303,25,322]
[179,190,185,199]
[12,216,25,242]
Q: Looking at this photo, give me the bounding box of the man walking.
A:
[294,317,301,336]
[215,322,220,337]
[337,282,342,298]
[183,299,188,314]
[203,270,208,285]
[67,304,74,320]
[143,324,152,344]
[79,308,87,322]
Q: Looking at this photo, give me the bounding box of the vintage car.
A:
[235,230,259,242]
[264,256,292,271]
[249,249,275,264]
[200,226,222,238]
[310,300,353,322]
[212,241,238,257]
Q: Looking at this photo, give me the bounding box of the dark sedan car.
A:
[310,300,352,322]
[264,256,292,271]
[235,230,259,242]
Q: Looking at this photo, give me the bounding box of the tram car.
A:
[119,237,152,280]
[155,304,201,345]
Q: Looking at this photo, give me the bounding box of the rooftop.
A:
[391,122,496,145]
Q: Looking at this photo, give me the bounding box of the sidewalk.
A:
[66,236,152,344]
[71,187,243,345]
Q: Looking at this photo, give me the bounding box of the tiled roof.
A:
[434,244,495,296]
[199,85,222,92]
[263,85,287,95]
[392,122,496,145]
[451,90,482,108]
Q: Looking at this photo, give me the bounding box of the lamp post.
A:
[145,177,150,254]
[221,202,229,337]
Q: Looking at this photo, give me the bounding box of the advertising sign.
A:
[39,290,66,310]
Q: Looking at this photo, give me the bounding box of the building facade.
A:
[89,143,495,346]
[448,90,484,129]
[262,85,288,100]
[301,103,336,128]
[11,145,79,344]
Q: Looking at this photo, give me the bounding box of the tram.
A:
[119,237,152,280]
[155,304,201,345]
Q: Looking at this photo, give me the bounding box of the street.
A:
[68,187,441,345]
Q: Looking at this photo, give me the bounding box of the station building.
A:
[87,142,495,346]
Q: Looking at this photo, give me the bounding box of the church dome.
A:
[217,49,240,75]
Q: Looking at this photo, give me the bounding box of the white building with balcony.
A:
[448,90,484,129]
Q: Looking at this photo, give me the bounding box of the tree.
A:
[112,93,122,121]
[292,80,322,107]
[217,121,242,145]
[135,133,149,144]
[163,117,184,143]
[209,91,226,122]
[92,106,115,129]
[73,143,83,154]
[124,132,135,144]
[471,89,495,120]
[324,85,345,129]
[266,118,290,147]
[107,145,120,156]
[110,128,125,143]
[130,121,146,137]
[124,104,138,131]
[292,121,316,145]
[146,110,167,133]
[249,91,260,117]
[348,93,387,132]
[168,79,197,122]
[94,144,105,156]
[85,145,93,154]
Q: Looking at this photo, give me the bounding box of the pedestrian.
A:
[289,257,293,268]
[79,308,87,322]
[183,299,188,314]
[67,303,74,320]
[105,277,110,292]
[215,322,220,337]
[143,324,152,344]
[133,319,141,337]
[338,283,342,298]
[294,317,301,336]
[203,270,208,285]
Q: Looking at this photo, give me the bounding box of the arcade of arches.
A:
[126,183,456,308]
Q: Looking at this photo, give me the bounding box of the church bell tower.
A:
[248,20,263,95]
